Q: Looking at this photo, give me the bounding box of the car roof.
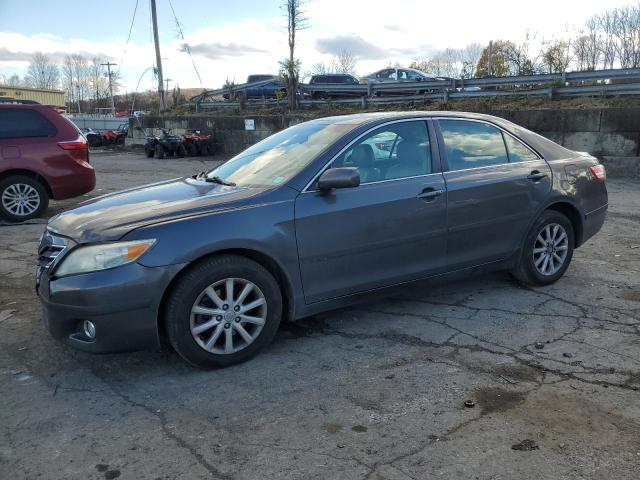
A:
[303,111,574,159]
[306,111,514,126]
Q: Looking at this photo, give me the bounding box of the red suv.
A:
[0,103,95,221]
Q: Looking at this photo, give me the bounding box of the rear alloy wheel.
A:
[0,175,48,222]
[511,210,574,286]
[166,255,282,367]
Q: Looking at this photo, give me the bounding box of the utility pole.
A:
[75,84,81,113]
[487,40,493,77]
[101,61,117,115]
[150,0,165,112]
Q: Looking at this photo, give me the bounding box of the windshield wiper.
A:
[192,171,236,186]
[204,175,236,187]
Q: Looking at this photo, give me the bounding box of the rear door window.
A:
[439,120,509,171]
[0,108,57,139]
[503,134,539,162]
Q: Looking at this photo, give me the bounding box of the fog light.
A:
[83,320,96,339]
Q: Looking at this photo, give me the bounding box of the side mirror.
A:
[317,167,360,191]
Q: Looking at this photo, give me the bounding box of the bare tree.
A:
[62,54,91,112]
[25,52,60,89]
[461,43,483,78]
[281,0,307,109]
[335,49,357,75]
[0,74,23,86]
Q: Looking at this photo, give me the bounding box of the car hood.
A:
[48,177,268,242]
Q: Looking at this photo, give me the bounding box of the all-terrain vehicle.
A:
[80,127,103,147]
[181,130,215,156]
[102,124,128,145]
[144,129,186,159]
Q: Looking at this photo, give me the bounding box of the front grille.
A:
[37,231,70,273]
[38,244,65,270]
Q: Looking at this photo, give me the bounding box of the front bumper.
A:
[37,261,185,353]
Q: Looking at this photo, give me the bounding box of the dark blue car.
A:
[223,76,287,100]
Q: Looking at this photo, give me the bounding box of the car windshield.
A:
[206,121,354,187]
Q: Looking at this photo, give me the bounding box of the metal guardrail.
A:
[191,68,640,109]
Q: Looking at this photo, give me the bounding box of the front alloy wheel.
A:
[166,255,282,367]
[190,278,267,354]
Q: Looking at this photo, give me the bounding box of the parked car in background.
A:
[80,127,102,148]
[0,103,95,221]
[307,74,361,99]
[362,68,442,83]
[37,112,607,367]
[223,75,286,100]
[246,74,277,83]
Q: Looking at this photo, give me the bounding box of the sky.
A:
[0,0,635,92]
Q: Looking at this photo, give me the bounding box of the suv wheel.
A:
[511,210,575,286]
[0,175,48,222]
[165,255,283,368]
[155,144,165,159]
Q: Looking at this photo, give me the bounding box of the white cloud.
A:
[0,0,636,92]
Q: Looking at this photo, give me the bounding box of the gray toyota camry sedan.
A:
[37,112,608,367]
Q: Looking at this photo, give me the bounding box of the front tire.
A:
[165,255,283,368]
[511,210,574,286]
[0,175,48,222]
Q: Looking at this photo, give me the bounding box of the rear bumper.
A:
[50,161,96,200]
[37,261,185,353]
[581,202,607,246]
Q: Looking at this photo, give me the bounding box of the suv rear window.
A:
[0,108,57,139]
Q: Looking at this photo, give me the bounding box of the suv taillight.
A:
[590,164,606,183]
[58,137,89,164]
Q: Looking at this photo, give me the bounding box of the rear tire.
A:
[511,210,575,286]
[165,255,283,368]
[88,136,102,148]
[186,143,197,156]
[0,175,48,222]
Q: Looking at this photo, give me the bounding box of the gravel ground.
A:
[1,152,640,480]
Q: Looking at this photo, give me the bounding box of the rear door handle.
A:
[417,188,444,201]
[526,171,548,181]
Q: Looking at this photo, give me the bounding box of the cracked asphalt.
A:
[1,152,640,480]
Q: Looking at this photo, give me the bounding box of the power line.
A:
[167,0,204,87]
[119,0,139,70]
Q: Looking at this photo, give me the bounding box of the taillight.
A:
[58,137,89,163]
[590,164,606,183]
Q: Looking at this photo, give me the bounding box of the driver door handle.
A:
[417,188,444,201]
[526,170,548,181]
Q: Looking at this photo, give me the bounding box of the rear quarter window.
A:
[0,108,57,139]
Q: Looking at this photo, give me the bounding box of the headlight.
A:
[55,239,156,276]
